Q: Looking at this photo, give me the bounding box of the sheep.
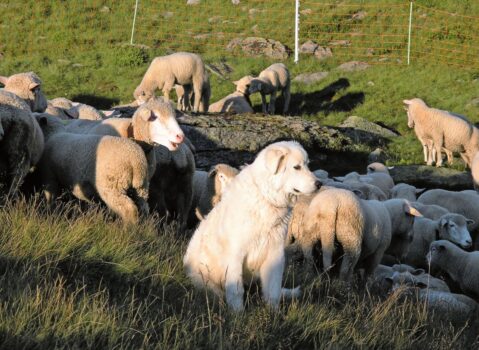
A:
[366,162,393,175]
[190,164,239,223]
[328,181,388,201]
[418,189,479,246]
[403,98,478,167]
[313,169,329,180]
[410,201,449,220]
[427,240,479,299]
[0,72,48,112]
[133,52,208,113]
[47,98,105,120]
[404,214,473,269]
[336,163,394,197]
[390,183,425,202]
[35,114,150,224]
[0,103,37,194]
[472,152,479,191]
[208,91,254,114]
[174,76,211,112]
[239,63,291,115]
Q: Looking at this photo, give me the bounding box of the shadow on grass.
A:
[71,94,120,109]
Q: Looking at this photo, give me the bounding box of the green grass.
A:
[1,1,479,348]
[0,197,477,349]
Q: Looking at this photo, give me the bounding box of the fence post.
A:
[294,0,300,64]
[407,1,413,65]
[130,0,140,45]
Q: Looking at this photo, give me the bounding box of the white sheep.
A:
[174,77,210,113]
[405,214,473,269]
[0,72,48,112]
[418,189,479,247]
[134,52,208,113]
[239,63,291,115]
[47,98,105,120]
[472,152,479,192]
[35,114,150,224]
[390,183,425,202]
[427,240,479,299]
[208,90,254,114]
[327,181,388,201]
[190,164,239,223]
[403,98,478,167]
[335,163,394,197]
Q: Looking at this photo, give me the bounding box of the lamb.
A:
[133,52,208,113]
[418,189,479,245]
[403,98,478,167]
[190,164,239,223]
[47,98,104,120]
[390,183,425,202]
[427,240,479,299]
[208,90,254,114]
[0,103,37,193]
[174,77,210,112]
[404,214,473,269]
[239,63,291,115]
[472,152,479,191]
[35,114,150,224]
[0,72,48,112]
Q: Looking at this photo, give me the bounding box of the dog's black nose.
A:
[315,180,322,189]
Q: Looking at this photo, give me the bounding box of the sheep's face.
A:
[134,87,154,105]
[439,215,473,249]
[427,240,455,267]
[28,83,48,113]
[140,103,185,151]
[247,79,263,94]
[261,142,321,201]
[233,76,253,95]
[2,73,48,112]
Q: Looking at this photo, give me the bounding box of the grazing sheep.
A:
[403,98,478,167]
[190,163,239,223]
[410,201,449,220]
[184,141,319,311]
[405,214,473,269]
[418,189,479,245]
[240,63,291,115]
[0,104,37,193]
[35,114,150,224]
[0,72,48,112]
[390,183,425,202]
[134,52,208,113]
[208,90,254,114]
[427,240,479,299]
[472,152,479,191]
[174,77,210,112]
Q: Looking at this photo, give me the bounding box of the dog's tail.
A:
[281,286,301,300]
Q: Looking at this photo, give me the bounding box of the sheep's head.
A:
[0,72,48,112]
[233,76,254,95]
[133,97,185,151]
[437,214,473,249]
[403,98,427,128]
[133,86,154,105]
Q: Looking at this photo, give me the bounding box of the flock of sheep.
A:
[1,51,479,323]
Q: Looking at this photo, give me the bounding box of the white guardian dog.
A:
[183,141,321,311]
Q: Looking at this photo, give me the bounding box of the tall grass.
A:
[0,197,477,348]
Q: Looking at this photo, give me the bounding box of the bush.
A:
[112,46,150,67]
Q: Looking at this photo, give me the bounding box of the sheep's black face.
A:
[30,85,48,113]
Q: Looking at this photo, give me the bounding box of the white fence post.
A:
[130,0,140,45]
[294,0,300,64]
[407,1,413,65]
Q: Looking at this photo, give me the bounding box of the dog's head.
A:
[255,141,321,206]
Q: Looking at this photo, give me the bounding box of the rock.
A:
[389,165,473,191]
[194,33,211,40]
[367,81,375,86]
[206,61,234,80]
[100,6,111,13]
[57,59,71,65]
[293,72,329,85]
[300,40,319,54]
[366,48,375,56]
[368,148,388,164]
[329,40,351,47]
[227,37,290,60]
[187,0,200,4]
[339,116,398,146]
[208,16,222,24]
[300,8,313,15]
[314,46,333,60]
[336,61,370,72]
[232,0,240,4]
[71,63,83,68]
[351,11,367,20]
[248,8,264,17]
[163,12,174,19]
[251,24,259,34]
[470,98,479,107]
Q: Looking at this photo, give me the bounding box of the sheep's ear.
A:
[139,108,155,122]
[388,166,395,170]
[232,80,238,85]
[466,219,475,225]
[38,116,48,126]
[411,268,425,276]
[384,277,393,286]
[404,201,423,217]
[352,189,365,198]
[29,82,40,91]
[208,167,218,178]
[416,282,428,288]
[333,176,345,182]
[367,165,375,173]
[440,218,449,228]
[415,188,426,194]
[0,76,8,86]
[403,99,412,105]
[265,148,287,175]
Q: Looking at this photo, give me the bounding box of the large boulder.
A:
[293,72,329,85]
[339,115,399,146]
[389,165,473,191]
[227,37,290,59]
[337,61,370,72]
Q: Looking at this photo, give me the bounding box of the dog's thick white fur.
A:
[183,141,319,311]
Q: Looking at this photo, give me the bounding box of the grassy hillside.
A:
[0,1,479,348]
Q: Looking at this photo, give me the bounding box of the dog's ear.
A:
[265,147,287,174]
